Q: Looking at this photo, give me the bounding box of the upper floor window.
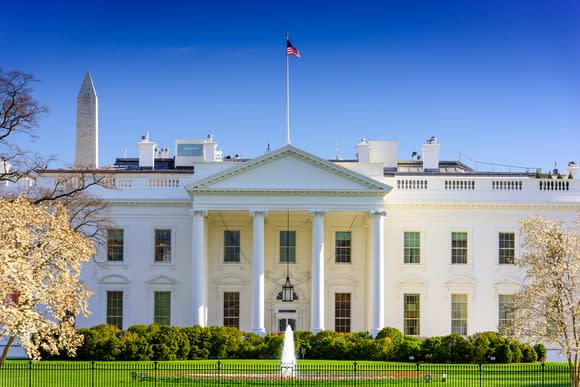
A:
[154,229,171,262]
[499,232,515,264]
[404,231,421,264]
[335,231,351,263]
[107,229,124,261]
[451,232,468,264]
[224,230,241,262]
[280,231,296,263]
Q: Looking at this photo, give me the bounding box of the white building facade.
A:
[50,76,580,339]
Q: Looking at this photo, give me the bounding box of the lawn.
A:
[0,360,570,386]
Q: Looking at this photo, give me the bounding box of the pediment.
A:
[186,145,390,195]
[445,275,477,287]
[98,274,130,284]
[399,275,428,288]
[494,277,523,289]
[145,275,178,285]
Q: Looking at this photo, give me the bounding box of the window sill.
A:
[104,261,127,269]
[150,262,176,270]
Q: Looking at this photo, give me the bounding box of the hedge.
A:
[42,325,545,363]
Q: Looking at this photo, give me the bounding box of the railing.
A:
[445,180,476,190]
[397,179,428,190]
[148,178,180,188]
[0,360,570,386]
[539,179,570,191]
[492,180,522,190]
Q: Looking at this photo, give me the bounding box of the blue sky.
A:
[2,0,578,172]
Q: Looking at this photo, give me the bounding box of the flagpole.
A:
[285,32,291,145]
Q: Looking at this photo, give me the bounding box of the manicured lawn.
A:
[0,360,570,386]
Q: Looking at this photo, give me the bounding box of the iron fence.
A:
[0,361,571,386]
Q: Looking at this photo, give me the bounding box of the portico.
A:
[185,145,390,334]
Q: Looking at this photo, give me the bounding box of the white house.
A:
[63,74,579,340]
[4,74,579,358]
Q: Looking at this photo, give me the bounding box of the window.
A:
[107,229,124,261]
[280,231,296,263]
[177,143,203,157]
[223,292,240,328]
[106,291,123,329]
[499,232,515,264]
[335,293,351,333]
[154,291,171,325]
[154,229,171,262]
[451,294,468,335]
[498,294,514,334]
[404,232,421,264]
[451,232,468,264]
[224,230,241,262]
[404,294,420,335]
[335,231,351,263]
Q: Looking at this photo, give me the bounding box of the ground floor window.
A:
[335,293,351,333]
[451,293,468,335]
[154,291,171,325]
[498,294,514,334]
[404,293,420,335]
[106,291,123,329]
[223,292,240,328]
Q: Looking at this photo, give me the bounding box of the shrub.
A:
[183,325,211,359]
[374,336,395,361]
[421,336,442,362]
[309,330,344,359]
[206,326,242,359]
[375,327,403,346]
[432,334,474,363]
[521,344,538,363]
[294,330,314,359]
[76,324,122,361]
[118,331,151,360]
[149,325,190,361]
[393,336,422,362]
[509,341,523,363]
[344,331,378,360]
[470,332,506,363]
[534,343,547,362]
[495,343,513,363]
[239,333,267,359]
[264,333,285,359]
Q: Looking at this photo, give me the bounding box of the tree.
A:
[0,197,95,366]
[513,215,580,386]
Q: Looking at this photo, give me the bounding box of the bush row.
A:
[42,325,546,363]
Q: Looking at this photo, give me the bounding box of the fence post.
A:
[91,361,94,387]
[28,360,32,387]
[154,361,158,387]
[479,363,482,387]
[416,363,420,386]
[217,359,221,379]
[541,362,545,387]
[353,361,357,376]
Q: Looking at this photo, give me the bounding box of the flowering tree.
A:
[0,196,94,366]
[514,215,580,387]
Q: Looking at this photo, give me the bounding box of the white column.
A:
[250,210,267,336]
[370,210,386,337]
[191,209,207,327]
[310,210,327,333]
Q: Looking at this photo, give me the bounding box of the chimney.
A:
[566,161,578,179]
[203,134,218,161]
[356,138,370,163]
[138,134,156,169]
[422,136,440,172]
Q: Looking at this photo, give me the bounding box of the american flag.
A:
[287,40,301,58]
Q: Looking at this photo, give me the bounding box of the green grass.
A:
[0,360,571,386]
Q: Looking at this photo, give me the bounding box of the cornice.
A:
[386,200,580,210]
[187,188,386,196]
[107,199,191,207]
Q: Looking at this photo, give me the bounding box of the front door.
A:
[276,309,298,332]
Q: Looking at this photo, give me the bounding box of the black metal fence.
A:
[0,361,571,386]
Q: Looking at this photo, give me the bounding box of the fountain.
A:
[280,325,297,377]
